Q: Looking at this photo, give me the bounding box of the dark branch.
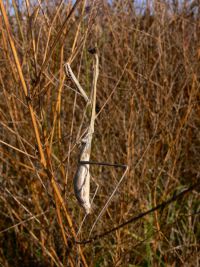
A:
[79,160,127,168]
[75,180,200,244]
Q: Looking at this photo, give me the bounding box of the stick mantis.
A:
[64,50,128,235]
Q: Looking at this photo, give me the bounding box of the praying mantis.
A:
[64,50,128,235]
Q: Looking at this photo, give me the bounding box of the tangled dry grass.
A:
[0,0,199,266]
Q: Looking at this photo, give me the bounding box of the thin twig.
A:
[76,180,200,244]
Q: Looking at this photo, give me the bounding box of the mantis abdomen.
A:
[74,163,91,215]
[74,134,92,214]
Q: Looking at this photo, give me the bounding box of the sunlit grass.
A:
[0,0,199,266]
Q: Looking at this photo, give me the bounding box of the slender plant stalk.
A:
[0,0,46,166]
[36,0,82,83]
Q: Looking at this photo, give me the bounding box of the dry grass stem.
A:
[0,1,199,266]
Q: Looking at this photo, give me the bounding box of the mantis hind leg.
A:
[76,160,128,239]
[88,165,128,238]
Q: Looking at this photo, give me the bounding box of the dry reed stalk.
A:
[1,1,199,265]
[43,136,88,266]
[25,0,39,76]
[0,2,88,265]
[69,0,87,62]
[2,201,61,266]
[0,0,46,166]
[36,0,82,83]
[41,0,65,68]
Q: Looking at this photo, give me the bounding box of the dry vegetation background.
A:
[0,0,200,266]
